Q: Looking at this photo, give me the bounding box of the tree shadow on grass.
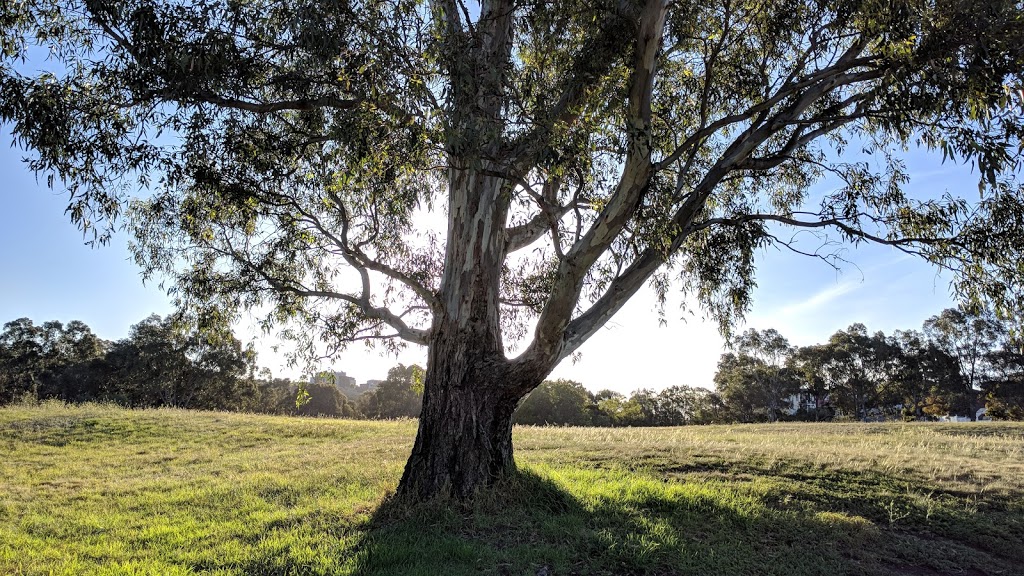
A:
[338,464,1023,576]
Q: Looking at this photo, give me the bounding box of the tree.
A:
[625,388,665,425]
[788,344,834,420]
[983,342,1024,420]
[251,377,300,414]
[593,390,644,427]
[107,314,256,409]
[297,380,361,417]
[820,324,884,420]
[924,308,1006,419]
[0,318,58,402]
[358,364,424,419]
[43,320,110,401]
[0,318,107,403]
[877,329,960,420]
[985,379,1024,420]
[513,379,594,426]
[733,328,795,421]
[653,385,723,425]
[714,350,799,422]
[4,0,1024,498]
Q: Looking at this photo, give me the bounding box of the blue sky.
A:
[0,147,173,337]
[0,140,965,393]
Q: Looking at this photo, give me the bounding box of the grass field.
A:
[1,403,1022,576]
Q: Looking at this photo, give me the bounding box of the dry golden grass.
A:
[2,402,1022,575]
[515,422,1024,496]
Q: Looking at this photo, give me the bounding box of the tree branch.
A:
[176,92,360,114]
[655,41,879,170]
[269,189,441,313]
[701,213,962,252]
[217,236,431,346]
[530,46,890,365]
[505,176,575,253]
[525,0,669,365]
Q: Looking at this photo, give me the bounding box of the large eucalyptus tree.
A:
[3,0,1023,498]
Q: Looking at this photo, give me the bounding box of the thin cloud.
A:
[780,279,861,317]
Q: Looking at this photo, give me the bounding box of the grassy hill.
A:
[1,403,1022,576]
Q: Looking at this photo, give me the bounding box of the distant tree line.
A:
[0,315,260,410]
[713,308,1023,423]
[3,308,1021,424]
[294,364,425,419]
[512,308,1023,426]
[513,380,725,427]
[0,315,428,419]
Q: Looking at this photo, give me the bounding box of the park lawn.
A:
[1,403,1022,576]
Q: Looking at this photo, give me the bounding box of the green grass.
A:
[1,403,1022,575]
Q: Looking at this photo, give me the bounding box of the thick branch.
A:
[558,248,665,362]
[505,208,570,253]
[530,48,887,366]
[505,177,575,253]
[524,0,668,366]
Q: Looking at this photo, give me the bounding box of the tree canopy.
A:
[4,0,1024,497]
[3,0,1023,348]
[0,318,106,403]
[514,378,594,425]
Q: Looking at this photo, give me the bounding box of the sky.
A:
[0,141,966,394]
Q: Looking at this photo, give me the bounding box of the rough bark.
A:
[397,163,543,499]
[397,323,534,500]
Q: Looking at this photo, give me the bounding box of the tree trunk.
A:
[395,163,545,500]
[393,2,531,499]
[968,389,980,421]
[397,324,535,500]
